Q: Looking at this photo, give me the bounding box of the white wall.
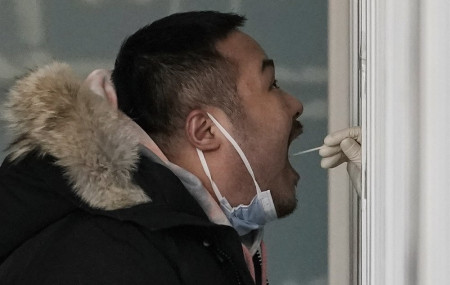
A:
[417,0,450,283]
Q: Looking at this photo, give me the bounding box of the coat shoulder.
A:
[0,211,182,285]
[0,211,250,285]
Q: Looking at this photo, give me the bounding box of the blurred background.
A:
[0,1,328,284]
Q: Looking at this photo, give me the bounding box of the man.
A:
[0,11,360,285]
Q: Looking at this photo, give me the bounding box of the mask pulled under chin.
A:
[196,113,278,236]
[218,190,277,236]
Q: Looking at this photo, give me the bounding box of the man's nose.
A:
[286,92,303,119]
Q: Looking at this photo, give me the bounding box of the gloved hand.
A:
[319,126,362,196]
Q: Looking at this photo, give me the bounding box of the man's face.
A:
[216,31,304,217]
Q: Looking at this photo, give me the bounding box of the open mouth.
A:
[288,120,303,183]
[288,120,303,146]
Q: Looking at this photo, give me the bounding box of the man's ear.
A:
[185,110,221,151]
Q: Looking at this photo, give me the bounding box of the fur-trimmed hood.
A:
[2,62,150,210]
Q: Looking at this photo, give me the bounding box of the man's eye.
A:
[271,79,280,89]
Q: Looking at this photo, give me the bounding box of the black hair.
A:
[112,11,246,151]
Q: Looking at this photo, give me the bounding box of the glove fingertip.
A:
[320,160,330,169]
[318,147,329,157]
[319,145,342,158]
[323,135,335,146]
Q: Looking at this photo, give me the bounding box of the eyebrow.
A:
[262,59,275,72]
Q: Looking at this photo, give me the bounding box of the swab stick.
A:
[291,146,323,156]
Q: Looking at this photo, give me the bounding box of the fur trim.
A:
[2,62,150,210]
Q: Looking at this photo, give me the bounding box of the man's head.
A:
[112,11,303,218]
[112,11,244,153]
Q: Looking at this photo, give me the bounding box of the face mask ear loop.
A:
[206,113,262,194]
[196,148,223,200]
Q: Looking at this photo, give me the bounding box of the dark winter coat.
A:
[0,63,257,285]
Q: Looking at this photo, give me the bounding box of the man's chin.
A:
[271,165,300,218]
[274,193,298,218]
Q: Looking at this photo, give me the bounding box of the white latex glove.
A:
[319,126,362,196]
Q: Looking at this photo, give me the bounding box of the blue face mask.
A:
[196,113,278,236]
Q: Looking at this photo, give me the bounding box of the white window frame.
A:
[361,0,421,284]
[357,0,450,285]
[331,0,450,284]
